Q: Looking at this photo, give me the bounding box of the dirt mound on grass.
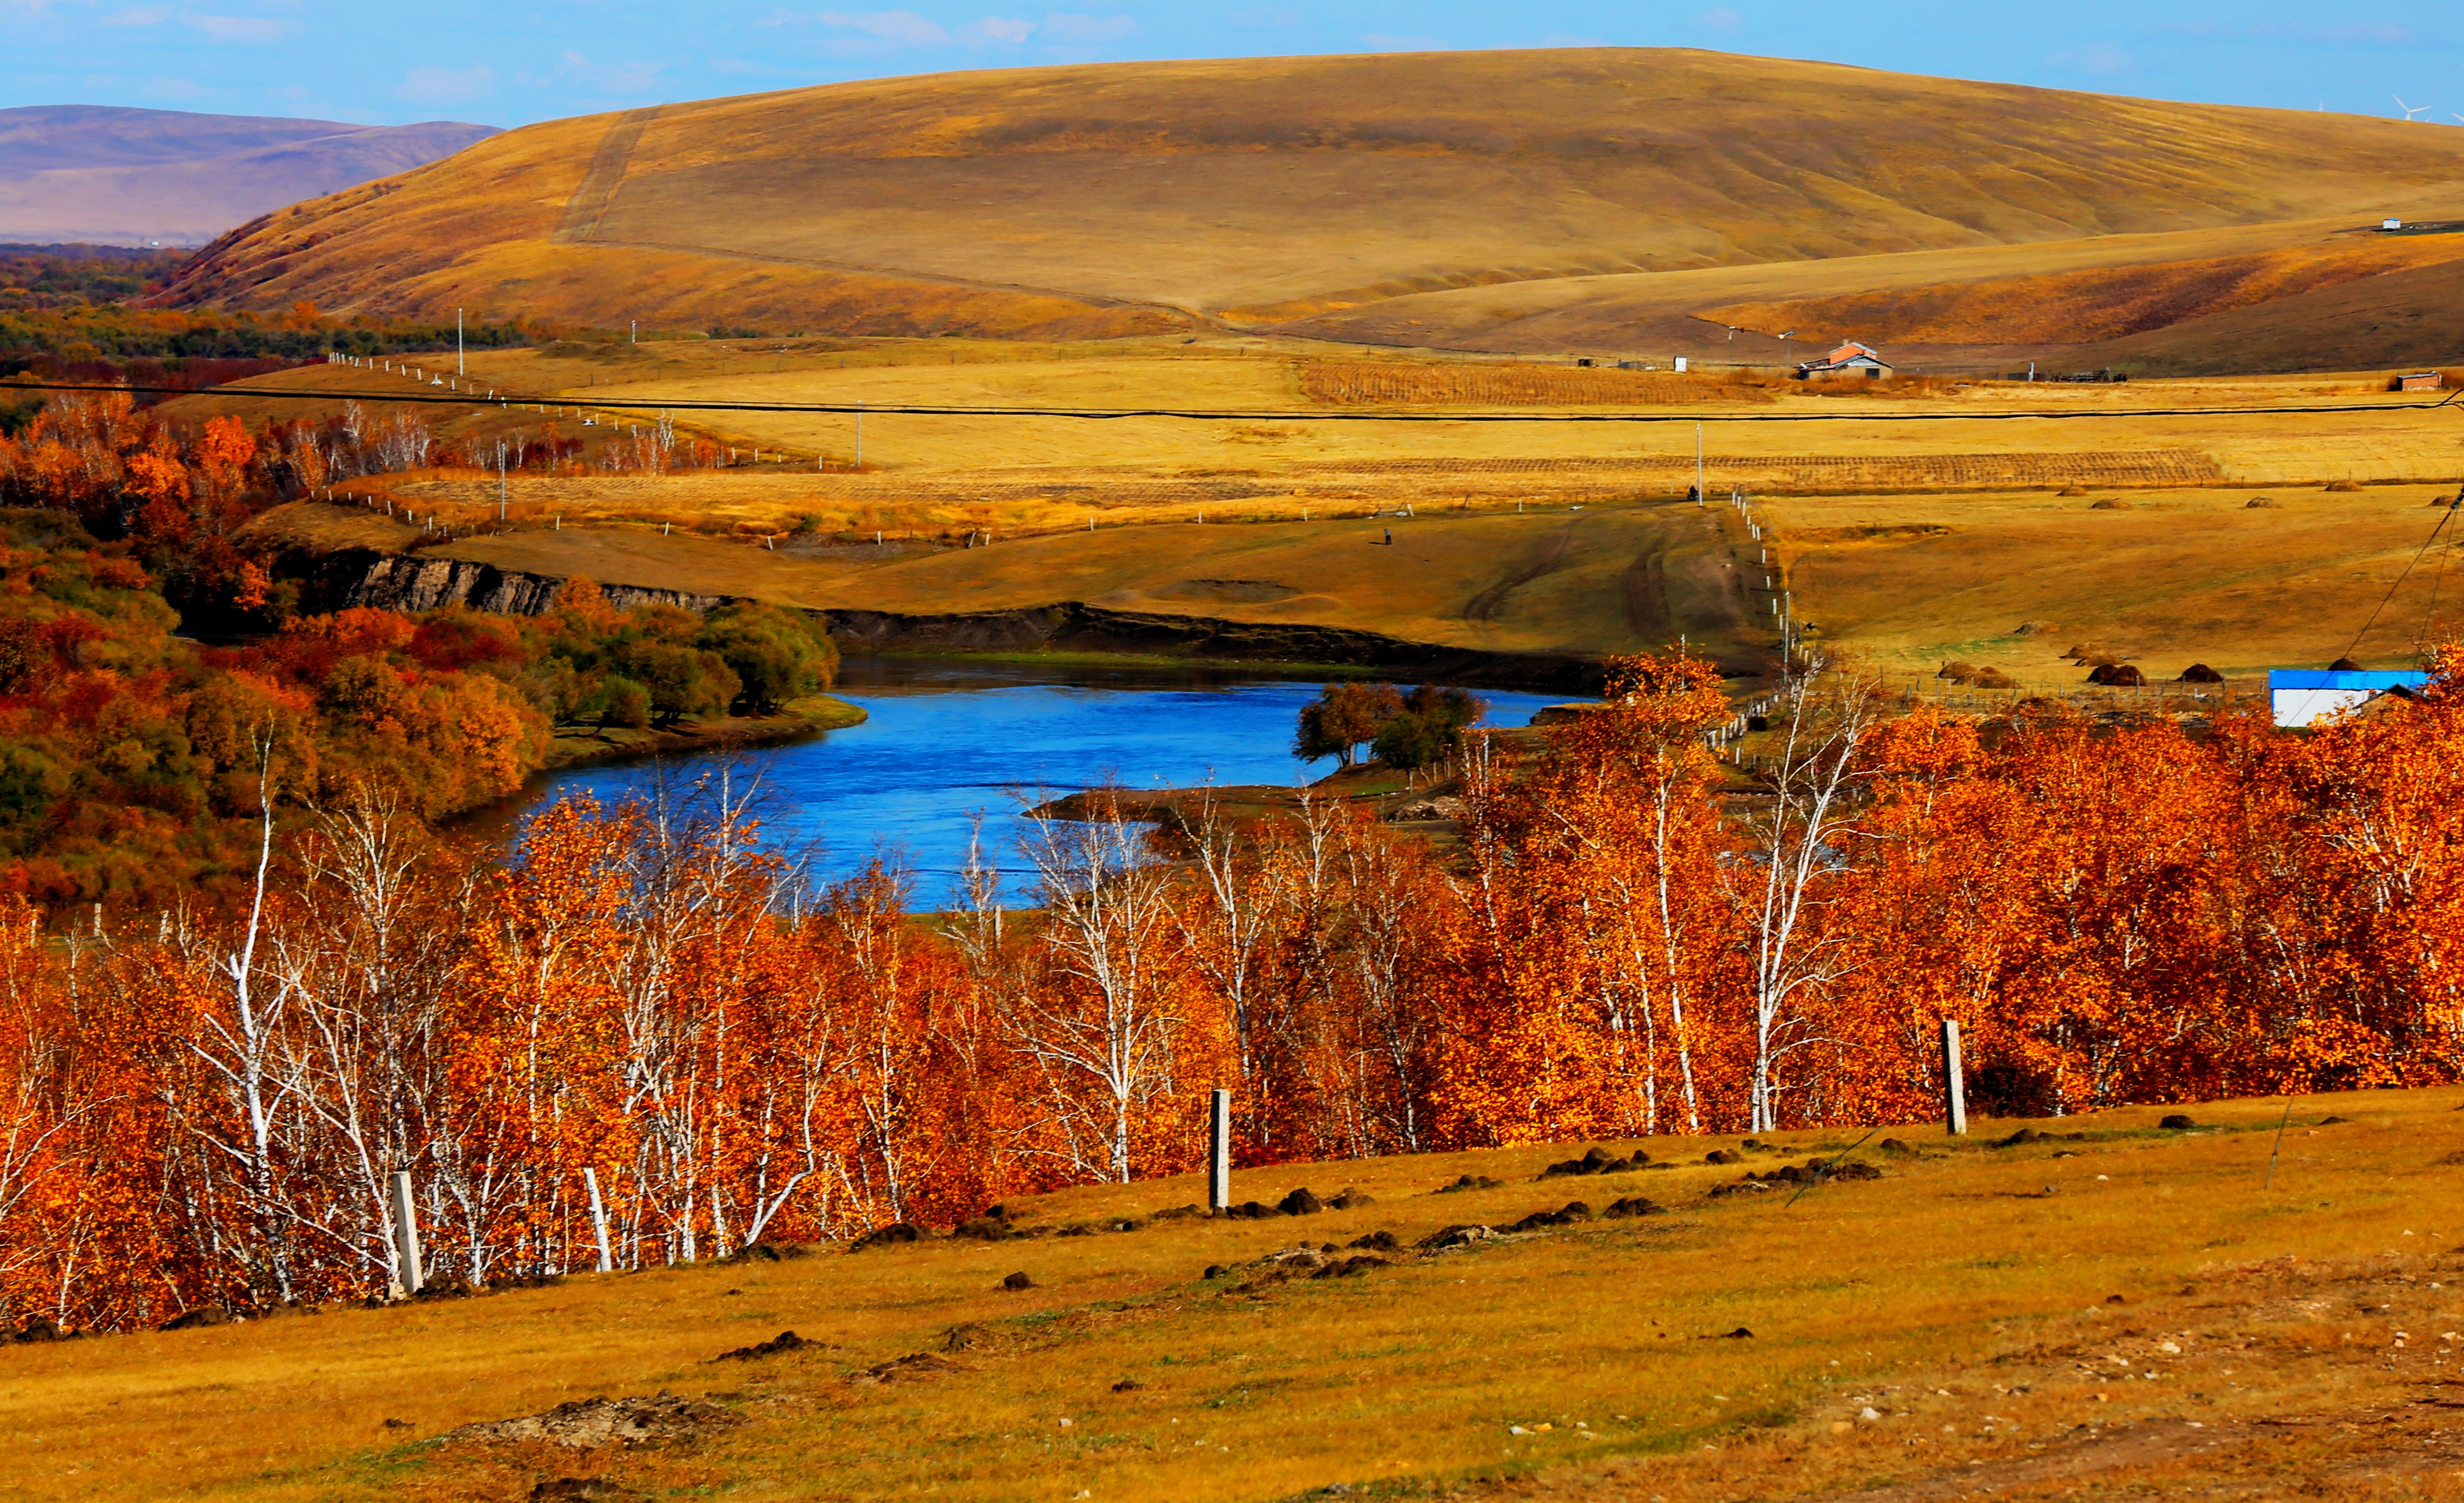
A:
[713,1329,820,1362]
[849,1221,926,1250]
[1505,1201,1595,1232]
[441,1390,741,1450]
[531,1480,649,1503]
[850,1351,969,1385]
[1539,1146,1650,1179]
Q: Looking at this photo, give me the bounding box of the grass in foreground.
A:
[5,1088,2458,1502]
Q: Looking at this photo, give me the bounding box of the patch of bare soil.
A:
[1468,1247,2464,1502]
[438,1391,742,1450]
[848,1351,970,1385]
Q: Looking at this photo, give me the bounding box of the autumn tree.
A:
[1294,682,1403,768]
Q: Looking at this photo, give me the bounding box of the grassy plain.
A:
[438,345,2464,490]
[4,1089,2459,1502]
[201,343,2464,681]
[1766,482,2464,684]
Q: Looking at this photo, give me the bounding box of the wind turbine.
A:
[2396,95,2431,121]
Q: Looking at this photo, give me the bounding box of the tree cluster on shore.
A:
[0,502,832,908]
[2,646,2455,1333]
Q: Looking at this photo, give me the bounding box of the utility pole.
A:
[1940,1019,1968,1136]
[1695,422,1705,503]
[457,308,464,375]
[631,319,637,344]
[1207,1089,1232,1213]
[855,398,863,468]
[390,1169,425,1295]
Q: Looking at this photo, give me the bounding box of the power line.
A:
[7,378,2462,426]
[2344,501,2458,660]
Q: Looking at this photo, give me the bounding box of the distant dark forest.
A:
[0,245,540,432]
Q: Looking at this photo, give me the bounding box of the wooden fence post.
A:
[389,1169,425,1296]
[584,1167,614,1273]
[1941,1019,1968,1137]
[1207,1089,1232,1214]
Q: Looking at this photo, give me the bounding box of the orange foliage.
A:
[2,648,2463,1331]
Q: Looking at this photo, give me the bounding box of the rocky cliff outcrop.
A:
[302,552,1606,691]
[341,555,729,616]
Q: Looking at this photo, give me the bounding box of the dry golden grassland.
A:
[465,348,2458,488]
[6,1089,2459,1502]
[1296,362,1769,407]
[369,500,1750,664]
[1766,482,2464,682]
[197,347,2464,681]
[155,48,2464,370]
[1698,231,2464,348]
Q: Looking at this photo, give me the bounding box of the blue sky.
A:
[5,1,2462,130]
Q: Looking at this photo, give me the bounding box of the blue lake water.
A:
[504,660,1563,904]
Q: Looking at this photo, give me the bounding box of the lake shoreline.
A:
[539,692,870,773]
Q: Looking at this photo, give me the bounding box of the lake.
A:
[504,660,1565,903]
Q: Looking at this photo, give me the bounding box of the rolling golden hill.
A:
[154,49,2464,366]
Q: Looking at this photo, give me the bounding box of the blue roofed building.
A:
[2267,669,2427,728]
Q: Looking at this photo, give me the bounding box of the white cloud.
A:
[818,8,948,44]
[104,5,169,25]
[144,75,211,99]
[2055,43,2134,76]
[551,51,667,94]
[2157,21,2410,47]
[1227,7,1300,27]
[1042,12,1132,44]
[398,63,497,106]
[789,9,1042,51]
[1691,6,1741,34]
[964,15,1033,44]
[188,13,290,43]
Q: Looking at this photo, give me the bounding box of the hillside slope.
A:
[0,106,497,246]
[3,1090,2455,1502]
[150,49,2464,350]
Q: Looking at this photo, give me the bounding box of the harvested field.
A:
[357,449,2232,545]
[1297,361,1768,407]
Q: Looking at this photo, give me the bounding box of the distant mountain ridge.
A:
[0,106,498,246]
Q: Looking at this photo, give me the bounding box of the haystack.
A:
[2177,663,2225,683]
[2087,663,2145,687]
